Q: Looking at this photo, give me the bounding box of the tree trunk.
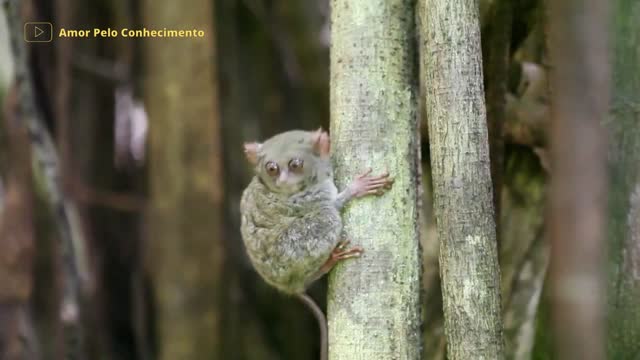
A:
[546,1,610,359]
[4,1,91,357]
[328,0,421,359]
[606,0,640,356]
[0,63,36,360]
[143,1,224,359]
[419,0,505,358]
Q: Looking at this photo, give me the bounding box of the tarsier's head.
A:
[244,129,331,195]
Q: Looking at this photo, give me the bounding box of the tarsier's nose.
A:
[276,171,288,185]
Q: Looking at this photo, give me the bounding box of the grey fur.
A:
[240,176,341,294]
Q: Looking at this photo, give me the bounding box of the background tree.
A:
[328,0,422,359]
[420,0,505,358]
[420,2,554,358]
[606,0,640,356]
[546,0,609,359]
[143,0,224,358]
[0,63,36,360]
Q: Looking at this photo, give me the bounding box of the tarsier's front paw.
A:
[350,168,394,197]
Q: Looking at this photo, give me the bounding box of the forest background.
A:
[0,0,638,359]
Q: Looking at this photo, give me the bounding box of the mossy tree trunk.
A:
[419,0,505,359]
[143,1,224,359]
[328,0,422,359]
[607,0,640,356]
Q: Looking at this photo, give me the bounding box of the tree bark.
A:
[420,0,505,359]
[143,1,224,359]
[328,0,421,359]
[546,0,609,359]
[606,0,640,356]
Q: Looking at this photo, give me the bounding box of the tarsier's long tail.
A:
[296,293,328,360]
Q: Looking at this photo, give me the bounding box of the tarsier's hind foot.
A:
[319,240,363,274]
[333,240,363,259]
[351,168,394,197]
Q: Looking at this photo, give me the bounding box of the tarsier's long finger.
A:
[336,253,361,260]
[365,187,386,193]
[348,246,364,253]
[364,178,393,187]
[365,181,394,190]
[363,186,385,196]
[336,249,363,256]
[334,247,364,259]
[366,172,390,181]
[357,168,373,179]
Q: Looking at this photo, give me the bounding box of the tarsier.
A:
[240,129,393,360]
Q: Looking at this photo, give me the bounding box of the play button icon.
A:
[24,22,53,42]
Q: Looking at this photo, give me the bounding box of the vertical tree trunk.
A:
[4,0,90,357]
[0,73,36,360]
[328,0,421,359]
[606,0,640,356]
[546,1,609,359]
[143,1,223,359]
[2,8,64,360]
[420,0,505,359]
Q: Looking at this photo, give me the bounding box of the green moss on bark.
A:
[607,0,640,356]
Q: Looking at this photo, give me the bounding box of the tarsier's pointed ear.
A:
[311,128,330,157]
[244,142,262,165]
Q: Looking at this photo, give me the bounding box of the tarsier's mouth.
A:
[275,184,305,195]
[258,176,305,195]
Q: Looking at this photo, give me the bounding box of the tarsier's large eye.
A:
[288,158,304,172]
[265,161,280,176]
